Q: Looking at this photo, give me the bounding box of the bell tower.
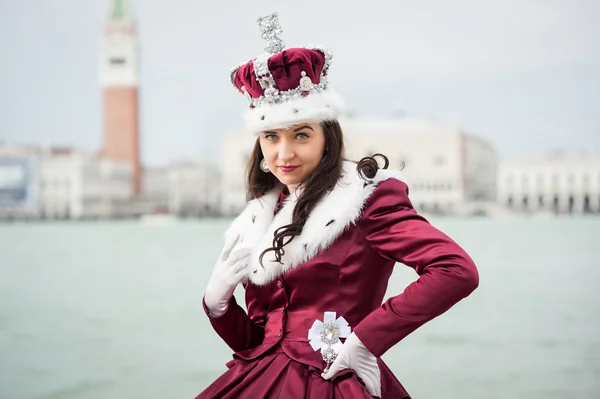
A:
[99,0,141,195]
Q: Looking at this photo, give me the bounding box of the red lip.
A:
[279,165,299,173]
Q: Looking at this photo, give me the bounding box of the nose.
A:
[277,140,295,163]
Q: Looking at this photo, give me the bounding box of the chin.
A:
[275,174,302,186]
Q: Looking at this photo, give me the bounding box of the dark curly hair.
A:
[245,120,390,267]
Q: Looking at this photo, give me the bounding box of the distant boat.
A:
[139,206,178,226]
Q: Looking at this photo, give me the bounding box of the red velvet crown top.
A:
[231,48,327,99]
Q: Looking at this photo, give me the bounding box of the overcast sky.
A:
[1,0,599,166]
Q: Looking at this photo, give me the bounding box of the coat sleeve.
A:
[202,282,267,353]
[353,178,479,357]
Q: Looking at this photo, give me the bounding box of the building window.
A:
[568,196,575,213]
[537,195,544,209]
[110,58,126,65]
[507,196,513,208]
[583,195,591,213]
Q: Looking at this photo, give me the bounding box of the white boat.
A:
[139,211,178,226]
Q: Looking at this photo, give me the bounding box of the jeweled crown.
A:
[230,12,333,109]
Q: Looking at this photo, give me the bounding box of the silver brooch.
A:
[308,312,351,373]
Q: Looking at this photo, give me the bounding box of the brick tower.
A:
[99,0,141,195]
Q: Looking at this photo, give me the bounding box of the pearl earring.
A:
[260,158,270,173]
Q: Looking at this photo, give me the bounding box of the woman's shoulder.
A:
[344,161,413,217]
[327,160,411,223]
[370,173,410,199]
[354,165,420,235]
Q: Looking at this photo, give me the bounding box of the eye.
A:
[264,134,278,141]
[296,132,309,140]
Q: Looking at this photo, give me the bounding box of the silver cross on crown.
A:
[257,12,285,54]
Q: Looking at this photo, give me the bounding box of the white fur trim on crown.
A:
[244,90,345,134]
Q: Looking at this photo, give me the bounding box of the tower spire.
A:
[109,0,132,21]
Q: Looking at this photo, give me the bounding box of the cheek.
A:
[263,150,279,168]
[302,143,325,164]
[295,148,324,176]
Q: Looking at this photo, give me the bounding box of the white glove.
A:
[204,235,252,316]
[321,332,381,398]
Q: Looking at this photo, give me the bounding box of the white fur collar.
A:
[224,161,407,286]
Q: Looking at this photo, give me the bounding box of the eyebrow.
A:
[293,125,314,132]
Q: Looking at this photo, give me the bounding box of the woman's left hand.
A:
[321,332,381,397]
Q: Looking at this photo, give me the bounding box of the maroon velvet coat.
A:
[196,162,479,398]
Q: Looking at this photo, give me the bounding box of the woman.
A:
[197,12,479,399]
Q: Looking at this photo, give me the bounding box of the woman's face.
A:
[259,122,326,191]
